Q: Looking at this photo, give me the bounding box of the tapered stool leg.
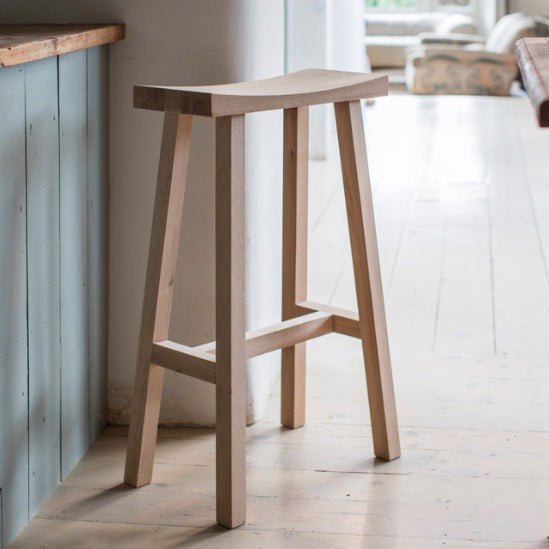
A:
[334,101,400,461]
[215,115,247,528]
[124,113,193,487]
[281,107,309,429]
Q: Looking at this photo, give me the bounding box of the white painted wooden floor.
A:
[10,94,549,548]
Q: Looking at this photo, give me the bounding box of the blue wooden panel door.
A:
[0,46,109,548]
[59,50,91,478]
[26,56,62,517]
[0,64,28,547]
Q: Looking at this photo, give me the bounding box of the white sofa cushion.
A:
[436,13,477,35]
[486,13,537,53]
[365,35,418,68]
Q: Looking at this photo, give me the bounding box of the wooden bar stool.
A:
[124,69,400,529]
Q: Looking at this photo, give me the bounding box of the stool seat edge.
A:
[133,68,388,116]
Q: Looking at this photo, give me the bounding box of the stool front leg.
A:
[281,106,309,429]
[334,101,400,461]
[124,113,193,487]
[215,115,246,528]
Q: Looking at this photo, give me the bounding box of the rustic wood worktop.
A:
[0,24,125,67]
[516,37,549,127]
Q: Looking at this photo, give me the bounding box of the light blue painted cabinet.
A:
[0,26,120,545]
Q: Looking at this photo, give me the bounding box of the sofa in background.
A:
[364,12,477,68]
[406,12,545,95]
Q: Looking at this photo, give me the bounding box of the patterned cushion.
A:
[406,48,517,96]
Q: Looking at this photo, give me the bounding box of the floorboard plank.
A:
[10,93,549,548]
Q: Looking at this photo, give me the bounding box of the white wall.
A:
[476,1,547,37]
[328,0,367,72]
[510,0,549,14]
[1,0,285,426]
[286,0,330,159]
[286,0,366,158]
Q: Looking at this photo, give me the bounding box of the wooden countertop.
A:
[0,24,125,68]
[516,37,549,128]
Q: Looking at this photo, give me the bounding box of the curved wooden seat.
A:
[125,66,400,530]
[134,68,388,117]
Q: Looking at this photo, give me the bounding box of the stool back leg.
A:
[334,101,401,461]
[215,115,246,528]
[124,113,193,487]
[281,107,309,429]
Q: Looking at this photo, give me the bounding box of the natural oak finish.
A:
[334,100,400,461]
[215,115,247,528]
[124,113,193,488]
[196,311,334,359]
[516,37,549,127]
[281,106,310,428]
[297,301,361,339]
[151,341,216,384]
[0,24,125,68]
[124,70,398,530]
[150,311,334,387]
[134,69,388,117]
[246,313,330,359]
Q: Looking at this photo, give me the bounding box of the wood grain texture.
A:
[151,341,216,384]
[281,107,309,429]
[0,24,125,68]
[59,50,90,479]
[26,56,61,513]
[0,63,28,547]
[516,37,549,127]
[124,113,193,488]
[334,100,400,461]
[134,69,388,117]
[296,301,360,339]
[248,313,329,359]
[215,115,246,528]
[0,47,111,547]
[196,312,334,360]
